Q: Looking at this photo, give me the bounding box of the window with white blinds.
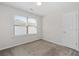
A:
[15,16,37,36]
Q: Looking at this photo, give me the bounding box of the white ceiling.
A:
[1,2,79,16]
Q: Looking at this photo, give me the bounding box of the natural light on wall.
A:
[15,16,37,36]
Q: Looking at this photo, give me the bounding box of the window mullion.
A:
[27,17,28,34]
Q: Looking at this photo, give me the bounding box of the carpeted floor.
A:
[0,39,79,56]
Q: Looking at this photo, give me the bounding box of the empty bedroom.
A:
[0,2,79,56]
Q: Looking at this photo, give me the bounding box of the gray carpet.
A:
[0,39,79,56]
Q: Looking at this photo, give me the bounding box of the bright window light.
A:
[15,16,37,36]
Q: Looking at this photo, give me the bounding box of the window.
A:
[15,16,37,36]
[28,17,37,34]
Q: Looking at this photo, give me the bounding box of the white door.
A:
[62,11,78,50]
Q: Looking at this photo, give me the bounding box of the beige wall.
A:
[43,13,63,45]
[43,10,78,50]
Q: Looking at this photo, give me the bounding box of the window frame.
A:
[14,16,38,36]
